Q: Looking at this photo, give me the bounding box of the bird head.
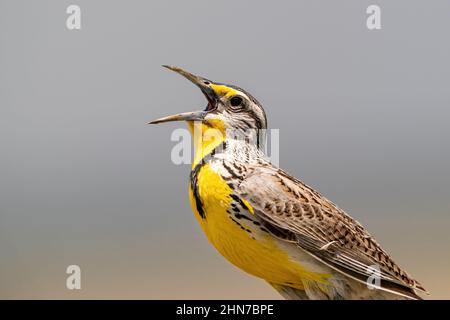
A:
[149,66,267,146]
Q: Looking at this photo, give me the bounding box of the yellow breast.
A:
[188,164,330,289]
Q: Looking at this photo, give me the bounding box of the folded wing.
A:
[236,165,427,299]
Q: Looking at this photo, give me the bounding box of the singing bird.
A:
[150,66,427,300]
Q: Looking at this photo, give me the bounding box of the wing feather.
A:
[236,165,427,298]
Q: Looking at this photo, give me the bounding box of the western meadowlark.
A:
[150,66,427,300]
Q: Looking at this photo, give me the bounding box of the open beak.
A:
[148,65,218,124]
[148,110,207,124]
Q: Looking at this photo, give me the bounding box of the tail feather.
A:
[268,279,421,300]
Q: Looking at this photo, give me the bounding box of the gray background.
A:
[1,0,449,299]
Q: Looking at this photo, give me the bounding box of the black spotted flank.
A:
[230,216,252,234]
[230,194,251,212]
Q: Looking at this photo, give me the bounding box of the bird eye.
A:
[230,96,243,107]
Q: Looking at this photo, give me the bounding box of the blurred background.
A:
[1,0,449,299]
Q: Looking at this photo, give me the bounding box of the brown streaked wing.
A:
[236,164,427,298]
